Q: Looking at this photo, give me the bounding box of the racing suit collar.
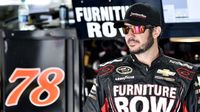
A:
[130,47,164,67]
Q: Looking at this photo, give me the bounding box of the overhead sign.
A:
[75,6,128,38]
[72,0,134,39]
[72,0,163,39]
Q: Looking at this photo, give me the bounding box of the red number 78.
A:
[5,67,65,107]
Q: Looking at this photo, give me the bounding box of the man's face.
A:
[124,23,154,54]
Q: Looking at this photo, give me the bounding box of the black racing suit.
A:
[83,52,200,112]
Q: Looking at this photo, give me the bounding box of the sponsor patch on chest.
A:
[157,69,176,76]
[116,66,133,75]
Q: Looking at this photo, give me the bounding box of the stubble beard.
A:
[130,33,154,54]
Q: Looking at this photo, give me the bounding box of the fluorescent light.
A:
[0,0,51,6]
[27,0,51,6]
[0,0,20,5]
[170,37,200,42]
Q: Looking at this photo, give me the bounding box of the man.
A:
[83,3,200,112]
